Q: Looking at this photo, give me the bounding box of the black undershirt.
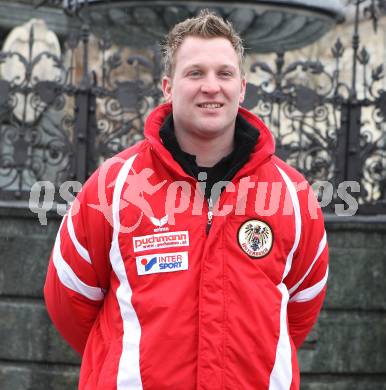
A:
[159,113,259,201]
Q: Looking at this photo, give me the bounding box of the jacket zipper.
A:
[206,197,213,235]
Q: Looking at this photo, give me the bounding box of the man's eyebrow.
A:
[183,64,202,69]
[219,64,237,70]
[183,64,237,70]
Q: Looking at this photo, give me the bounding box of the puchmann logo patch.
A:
[133,231,189,253]
[136,252,189,276]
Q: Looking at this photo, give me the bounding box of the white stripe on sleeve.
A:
[276,165,302,281]
[108,154,143,390]
[67,204,92,264]
[289,267,329,303]
[289,230,327,296]
[268,283,292,390]
[53,217,104,301]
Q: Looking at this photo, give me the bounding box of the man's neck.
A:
[159,113,260,200]
[174,129,235,167]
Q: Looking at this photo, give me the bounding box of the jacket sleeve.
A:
[284,180,329,349]
[44,167,113,355]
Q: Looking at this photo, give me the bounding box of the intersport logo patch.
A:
[136,252,189,276]
[133,231,189,253]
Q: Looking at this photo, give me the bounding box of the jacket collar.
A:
[144,102,275,180]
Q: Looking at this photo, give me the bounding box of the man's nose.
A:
[200,75,221,94]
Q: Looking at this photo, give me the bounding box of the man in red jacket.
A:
[44,10,328,390]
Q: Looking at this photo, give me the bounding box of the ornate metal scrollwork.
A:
[0,21,73,198]
[243,0,386,212]
[246,52,338,189]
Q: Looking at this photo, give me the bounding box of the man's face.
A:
[162,36,246,141]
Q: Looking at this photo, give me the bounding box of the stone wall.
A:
[0,206,385,389]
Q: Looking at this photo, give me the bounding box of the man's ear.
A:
[162,76,172,102]
[239,77,247,104]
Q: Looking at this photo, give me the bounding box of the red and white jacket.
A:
[44,103,328,390]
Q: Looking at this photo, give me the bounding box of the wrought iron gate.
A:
[0,0,385,214]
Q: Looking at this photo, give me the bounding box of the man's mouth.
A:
[197,103,224,109]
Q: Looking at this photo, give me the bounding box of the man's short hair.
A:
[162,9,245,77]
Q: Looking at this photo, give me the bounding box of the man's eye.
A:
[219,71,232,77]
[188,71,202,77]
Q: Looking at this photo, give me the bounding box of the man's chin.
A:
[194,124,230,139]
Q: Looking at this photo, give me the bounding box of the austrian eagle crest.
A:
[238,219,273,258]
